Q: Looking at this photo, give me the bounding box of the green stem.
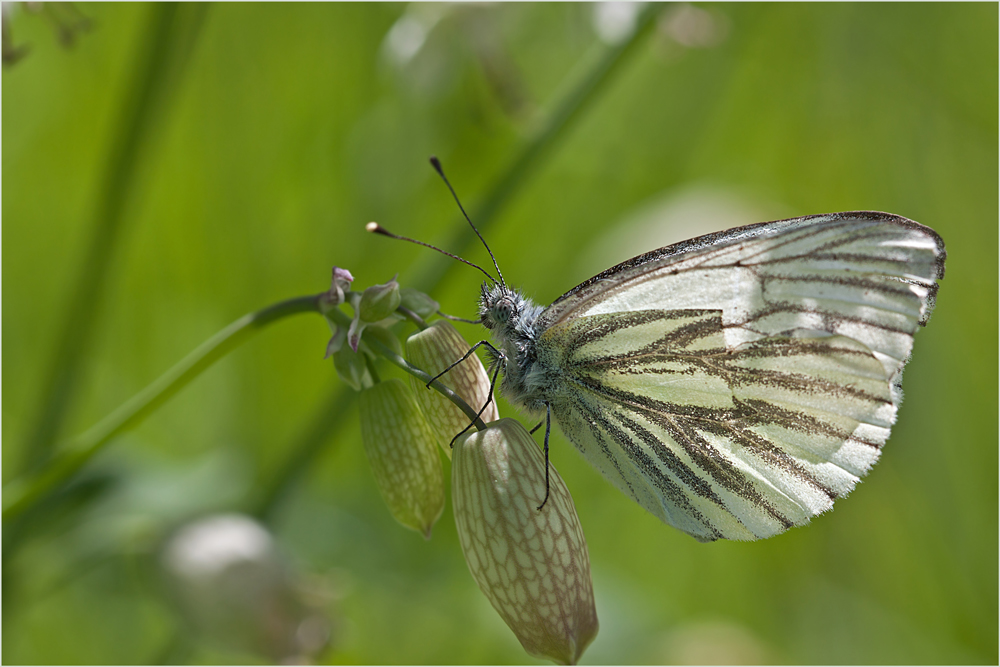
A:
[21,4,210,472]
[398,306,430,330]
[363,353,381,386]
[3,295,321,522]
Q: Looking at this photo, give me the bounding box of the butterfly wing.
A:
[536,212,945,541]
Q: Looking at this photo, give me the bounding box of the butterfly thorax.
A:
[479,283,550,412]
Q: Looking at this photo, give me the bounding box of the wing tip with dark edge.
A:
[826,210,946,280]
[551,210,946,310]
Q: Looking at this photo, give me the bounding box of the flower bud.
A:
[399,287,440,318]
[333,346,372,391]
[324,326,347,359]
[358,275,401,323]
[452,419,598,665]
[319,266,354,312]
[360,379,445,538]
[363,323,404,358]
[406,321,498,457]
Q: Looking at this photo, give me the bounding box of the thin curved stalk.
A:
[3,296,321,522]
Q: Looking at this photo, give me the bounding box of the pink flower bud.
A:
[406,321,498,458]
[452,419,598,665]
[359,379,445,538]
[319,266,354,312]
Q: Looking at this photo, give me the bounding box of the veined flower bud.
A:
[359,275,401,323]
[406,321,498,458]
[452,419,598,665]
[359,378,445,538]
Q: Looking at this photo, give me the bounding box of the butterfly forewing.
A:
[533,212,944,541]
[540,213,943,365]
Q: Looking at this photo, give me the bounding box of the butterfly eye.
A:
[495,301,512,322]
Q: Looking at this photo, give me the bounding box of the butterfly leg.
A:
[529,420,543,434]
[448,362,503,449]
[425,339,501,389]
[536,403,552,511]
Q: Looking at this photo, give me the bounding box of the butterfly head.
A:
[479,282,541,335]
[480,283,517,331]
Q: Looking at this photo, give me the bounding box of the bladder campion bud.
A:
[348,275,401,352]
[399,287,440,319]
[358,275,401,323]
[452,418,598,665]
[332,346,372,391]
[359,378,445,538]
[406,321,498,457]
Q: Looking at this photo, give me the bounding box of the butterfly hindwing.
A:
[540,309,896,541]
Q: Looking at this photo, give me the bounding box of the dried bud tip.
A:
[321,266,355,311]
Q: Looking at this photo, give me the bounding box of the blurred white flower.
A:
[593,2,645,45]
[382,4,448,67]
[660,3,729,49]
[162,514,330,662]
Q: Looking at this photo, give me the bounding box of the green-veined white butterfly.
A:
[476,210,944,542]
[376,160,946,543]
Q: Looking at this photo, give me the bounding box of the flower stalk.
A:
[3,295,322,521]
[4,290,483,522]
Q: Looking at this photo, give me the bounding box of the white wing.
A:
[535,212,945,541]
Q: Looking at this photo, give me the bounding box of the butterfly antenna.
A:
[366,222,497,285]
[429,156,505,287]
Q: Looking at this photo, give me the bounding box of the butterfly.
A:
[474,210,945,542]
[373,160,946,543]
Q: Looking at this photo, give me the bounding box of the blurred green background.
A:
[3,3,997,664]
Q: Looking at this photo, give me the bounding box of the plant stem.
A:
[398,306,430,330]
[3,296,321,522]
[21,3,210,473]
[3,296,485,524]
